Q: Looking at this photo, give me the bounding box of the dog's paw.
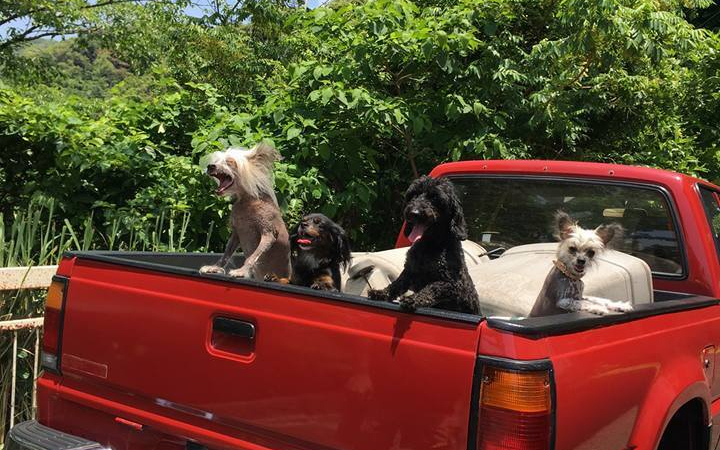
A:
[608,301,633,313]
[577,301,610,315]
[584,305,609,315]
[558,298,608,315]
[585,296,633,313]
[311,281,337,291]
[367,289,389,301]
[264,273,279,282]
[228,267,251,278]
[264,274,290,284]
[398,297,418,311]
[200,265,225,274]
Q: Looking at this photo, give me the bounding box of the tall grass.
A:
[0,198,208,445]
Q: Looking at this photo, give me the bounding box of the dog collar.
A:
[553,260,581,281]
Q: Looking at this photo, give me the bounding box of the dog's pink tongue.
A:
[297,238,312,245]
[216,176,233,194]
[408,224,426,243]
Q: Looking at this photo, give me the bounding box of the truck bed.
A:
[64,251,718,336]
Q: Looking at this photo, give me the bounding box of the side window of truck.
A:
[699,186,720,260]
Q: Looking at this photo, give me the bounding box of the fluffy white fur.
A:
[204,143,280,205]
[553,212,633,315]
[556,216,607,280]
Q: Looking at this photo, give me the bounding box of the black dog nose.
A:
[206,164,216,172]
[408,209,421,219]
[576,258,586,265]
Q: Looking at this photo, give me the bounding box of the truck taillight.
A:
[476,365,554,450]
[41,276,68,373]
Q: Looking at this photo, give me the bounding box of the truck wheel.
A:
[657,399,708,450]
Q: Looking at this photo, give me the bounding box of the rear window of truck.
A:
[452,176,684,276]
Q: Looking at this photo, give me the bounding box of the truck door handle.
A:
[213,317,255,340]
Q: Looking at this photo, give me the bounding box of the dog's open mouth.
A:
[213,173,234,195]
[296,236,314,250]
[573,264,586,275]
[406,223,427,244]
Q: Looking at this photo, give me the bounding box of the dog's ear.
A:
[449,192,468,240]
[555,211,575,240]
[404,175,431,201]
[595,223,623,247]
[329,221,352,269]
[248,142,282,170]
[289,221,300,252]
[437,178,467,240]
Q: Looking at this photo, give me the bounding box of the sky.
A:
[1,1,326,42]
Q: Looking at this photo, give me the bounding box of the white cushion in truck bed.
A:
[470,242,653,317]
[343,241,653,317]
[343,241,489,297]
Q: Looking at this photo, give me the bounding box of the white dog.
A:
[529,212,633,316]
[199,143,290,280]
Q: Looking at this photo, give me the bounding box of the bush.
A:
[1,0,719,251]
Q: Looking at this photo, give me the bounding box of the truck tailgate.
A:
[52,255,482,450]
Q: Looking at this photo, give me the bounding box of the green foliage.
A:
[7,39,130,97]
[2,0,720,252]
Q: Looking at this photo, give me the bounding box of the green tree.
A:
[2,0,720,250]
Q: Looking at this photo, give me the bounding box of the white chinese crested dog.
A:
[199,143,290,280]
[529,212,633,316]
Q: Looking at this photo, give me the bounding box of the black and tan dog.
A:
[368,176,480,314]
[265,213,351,291]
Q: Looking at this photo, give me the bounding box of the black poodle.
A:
[265,213,351,291]
[368,176,480,314]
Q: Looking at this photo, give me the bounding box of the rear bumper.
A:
[6,420,105,450]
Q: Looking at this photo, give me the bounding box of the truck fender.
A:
[626,358,710,450]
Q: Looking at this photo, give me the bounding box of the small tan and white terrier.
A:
[199,143,290,280]
[529,212,633,316]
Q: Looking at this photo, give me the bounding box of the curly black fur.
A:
[266,213,351,291]
[368,176,480,314]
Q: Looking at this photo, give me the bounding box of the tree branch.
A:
[0,24,40,50]
[0,26,98,51]
[1,0,144,27]
[85,0,145,9]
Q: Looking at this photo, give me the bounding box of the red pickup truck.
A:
[7,160,720,450]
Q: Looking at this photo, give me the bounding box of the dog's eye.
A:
[313,217,321,225]
[569,246,577,254]
[587,250,595,258]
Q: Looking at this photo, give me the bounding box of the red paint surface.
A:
[52,259,481,450]
[34,160,720,450]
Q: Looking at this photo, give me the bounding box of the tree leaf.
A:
[287,127,302,140]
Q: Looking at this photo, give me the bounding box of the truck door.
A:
[697,186,720,400]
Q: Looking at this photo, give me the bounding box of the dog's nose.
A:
[408,209,421,219]
[576,258,586,265]
[206,164,216,172]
